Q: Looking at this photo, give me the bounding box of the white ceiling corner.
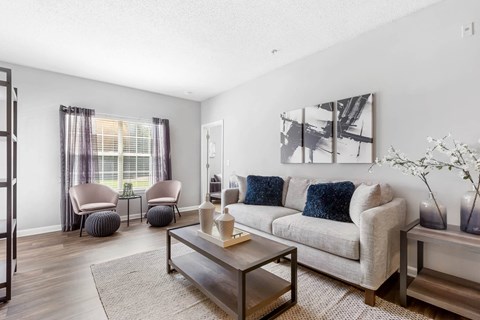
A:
[0,0,443,101]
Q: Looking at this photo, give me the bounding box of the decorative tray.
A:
[197,227,251,248]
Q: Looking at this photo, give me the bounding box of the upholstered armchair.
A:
[69,183,119,236]
[145,180,182,222]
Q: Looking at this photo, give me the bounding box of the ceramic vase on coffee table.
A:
[215,207,235,240]
[199,194,215,234]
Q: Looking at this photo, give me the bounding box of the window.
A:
[94,118,152,189]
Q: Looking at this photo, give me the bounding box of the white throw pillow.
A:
[379,183,394,205]
[281,176,291,206]
[284,177,312,211]
[349,183,381,226]
[234,175,247,203]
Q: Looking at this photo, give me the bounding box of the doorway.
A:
[201,120,224,205]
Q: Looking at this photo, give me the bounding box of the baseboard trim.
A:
[18,225,62,237]
[179,205,198,212]
[17,206,198,237]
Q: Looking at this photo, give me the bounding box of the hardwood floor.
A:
[0,211,467,319]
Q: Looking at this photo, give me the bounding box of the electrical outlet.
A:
[461,22,474,37]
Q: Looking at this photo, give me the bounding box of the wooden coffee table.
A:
[167,223,297,320]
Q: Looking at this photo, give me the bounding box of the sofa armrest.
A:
[359,198,406,290]
[221,188,239,212]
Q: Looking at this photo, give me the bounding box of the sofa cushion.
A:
[244,175,284,206]
[349,184,381,226]
[273,213,360,260]
[303,181,355,222]
[226,203,299,234]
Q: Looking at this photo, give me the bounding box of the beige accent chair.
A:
[145,180,182,222]
[69,183,119,236]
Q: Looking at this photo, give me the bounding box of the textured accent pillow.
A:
[244,175,284,206]
[349,184,382,226]
[234,175,247,203]
[303,181,355,222]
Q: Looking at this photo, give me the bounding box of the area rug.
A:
[91,245,429,320]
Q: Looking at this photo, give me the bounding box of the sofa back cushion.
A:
[244,175,284,206]
[284,177,310,211]
[349,184,382,226]
[284,177,325,211]
[303,181,355,222]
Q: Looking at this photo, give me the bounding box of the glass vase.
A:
[460,190,480,235]
[420,192,447,230]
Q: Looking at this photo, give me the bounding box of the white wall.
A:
[201,0,480,281]
[0,62,201,231]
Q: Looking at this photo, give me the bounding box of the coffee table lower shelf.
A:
[170,252,292,318]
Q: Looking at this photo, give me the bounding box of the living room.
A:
[1,0,480,319]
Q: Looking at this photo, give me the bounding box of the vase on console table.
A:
[461,190,480,235]
[420,192,447,230]
[215,207,235,240]
[199,194,215,235]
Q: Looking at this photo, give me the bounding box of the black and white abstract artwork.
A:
[280,108,304,163]
[304,102,334,163]
[336,93,374,163]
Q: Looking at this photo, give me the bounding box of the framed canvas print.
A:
[280,108,304,163]
[304,102,334,163]
[336,93,374,163]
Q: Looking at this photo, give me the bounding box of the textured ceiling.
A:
[0,0,442,101]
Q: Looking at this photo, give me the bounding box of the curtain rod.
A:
[95,112,152,123]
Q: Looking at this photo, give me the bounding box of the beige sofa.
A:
[221,177,406,306]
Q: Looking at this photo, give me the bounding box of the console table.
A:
[400,219,480,319]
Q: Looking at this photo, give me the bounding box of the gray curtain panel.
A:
[59,105,96,231]
[152,117,171,182]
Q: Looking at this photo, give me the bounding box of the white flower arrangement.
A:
[426,135,480,230]
[372,145,446,228]
[372,134,480,230]
[426,134,480,183]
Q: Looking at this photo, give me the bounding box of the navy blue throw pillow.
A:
[244,175,284,206]
[303,181,355,222]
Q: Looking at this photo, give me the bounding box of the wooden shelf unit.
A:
[0,67,18,303]
[400,220,480,319]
